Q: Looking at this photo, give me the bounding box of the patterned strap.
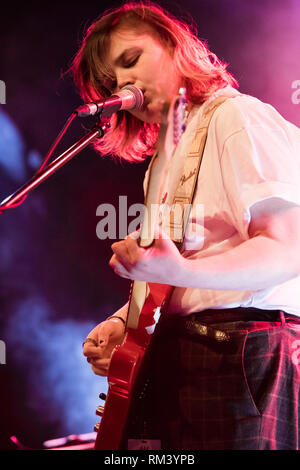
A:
[167,91,239,246]
[158,91,239,316]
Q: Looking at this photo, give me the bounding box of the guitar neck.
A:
[126,123,169,330]
[125,89,187,331]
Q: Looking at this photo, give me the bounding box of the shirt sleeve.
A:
[220,124,300,239]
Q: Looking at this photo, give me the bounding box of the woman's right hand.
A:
[82,318,126,376]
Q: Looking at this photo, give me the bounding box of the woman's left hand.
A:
[109,229,186,285]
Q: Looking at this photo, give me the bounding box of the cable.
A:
[35,111,77,175]
[0,112,78,212]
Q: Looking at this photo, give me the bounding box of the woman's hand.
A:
[82,318,125,376]
[109,229,185,285]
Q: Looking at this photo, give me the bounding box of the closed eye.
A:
[113,47,142,70]
[123,55,140,69]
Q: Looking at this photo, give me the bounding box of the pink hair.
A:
[71,1,238,162]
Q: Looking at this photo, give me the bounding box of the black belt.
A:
[157,307,300,343]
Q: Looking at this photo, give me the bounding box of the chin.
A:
[130,108,162,124]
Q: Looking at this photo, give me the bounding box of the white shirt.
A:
[144,87,300,316]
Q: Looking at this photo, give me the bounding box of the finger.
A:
[127,230,140,240]
[109,254,132,278]
[84,344,108,362]
[109,253,122,270]
[87,356,98,363]
[111,240,130,264]
[82,343,99,357]
[90,358,111,377]
[111,238,142,268]
[89,357,110,368]
[82,323,100,353]
[83,335,107,356]
[124,236,145,264]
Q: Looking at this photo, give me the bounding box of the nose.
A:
[115,69,135,92]
[118,81,133,92]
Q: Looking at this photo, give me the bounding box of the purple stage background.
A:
[0,0,299,449]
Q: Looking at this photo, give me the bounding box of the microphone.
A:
[75,85,144,118]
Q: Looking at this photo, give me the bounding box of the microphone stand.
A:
[0,120,110,215]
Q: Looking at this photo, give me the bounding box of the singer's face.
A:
[105,25,183,123]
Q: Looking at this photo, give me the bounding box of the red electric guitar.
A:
[93,89,187,450]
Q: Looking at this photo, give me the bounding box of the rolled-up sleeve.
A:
[220,124,300,239]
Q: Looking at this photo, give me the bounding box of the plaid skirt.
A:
[124,308,300,450]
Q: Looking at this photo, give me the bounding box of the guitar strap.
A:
[133,90,240,328]
[158,89,240,314]
[166,89,240,247]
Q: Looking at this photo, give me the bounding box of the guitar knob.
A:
[96,405,105,416]
[94,422,100,432]
[99,393,107,400]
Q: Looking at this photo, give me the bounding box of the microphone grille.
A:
[122,85,144,110]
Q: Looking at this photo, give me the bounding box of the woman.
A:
[74,2,300,449]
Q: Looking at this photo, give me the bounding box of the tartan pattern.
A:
[125,310,300,450]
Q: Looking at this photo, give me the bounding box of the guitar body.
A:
[94,327,150,450]
[94,282,172,450]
